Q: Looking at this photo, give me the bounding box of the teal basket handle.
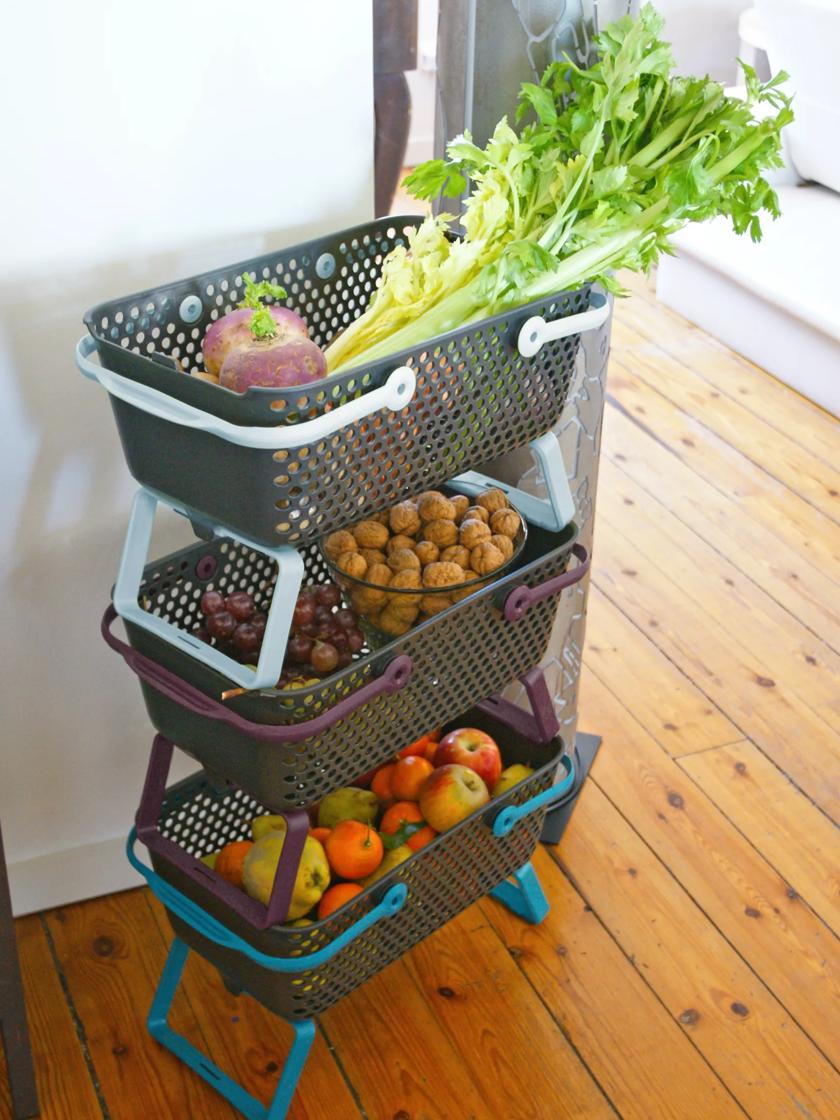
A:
[454,431,574,532]
[127,829,408,973]
[76,335,416,450]
[491,754,576,838]
[113,487,304,690]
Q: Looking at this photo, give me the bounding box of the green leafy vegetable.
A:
[324,4,792,373]
[237,274,288,341]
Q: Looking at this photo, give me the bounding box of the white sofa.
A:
[656,0,840,418]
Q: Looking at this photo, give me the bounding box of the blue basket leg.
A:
[489,861,550,924]
[147,938,315,1120]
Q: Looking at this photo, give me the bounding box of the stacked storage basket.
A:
[78,215,607,1120]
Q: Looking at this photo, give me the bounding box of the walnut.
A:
[359,547,387,567]
[390,569,422,590]
[421,519,458,548]
[422,561,465,588]
[389,501,421,536]
[415,490,447,510]
[388,548,421,573]
[420,593,452,616]
[440,544,471,568]
[418,493,456,523]
[337,551,367,579]
[470,541,506,575]
[490,508,521,539]
[370,510,391,527]
[413,540,439,566]
[377,601,418,636]
[489,534,515,561]
[386,534,416,556]
[451,494,470,523]
[324,530,357,561]
[366,563,393,587]
[463,505,489,524]
[452,571,481,602]
[352,520,390,549]
[385,594,421,620]
[459,518,492,549]
[477,488,508,515]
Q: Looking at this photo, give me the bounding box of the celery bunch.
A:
[325,4,791,373]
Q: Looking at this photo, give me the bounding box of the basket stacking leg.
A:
[489,861,549,924]
[148,938,315,1120]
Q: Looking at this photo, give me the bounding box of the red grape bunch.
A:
[193,582,364,686]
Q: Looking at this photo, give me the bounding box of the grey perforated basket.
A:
[104,520,587,811]
[80,215,597,547]
[143,694,567,1019]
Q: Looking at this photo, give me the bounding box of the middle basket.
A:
[103,520,587,810]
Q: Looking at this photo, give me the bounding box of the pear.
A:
[492,764,535,798]
[251,814,287,841]
[361,844,412,887]
[317,787,379,830]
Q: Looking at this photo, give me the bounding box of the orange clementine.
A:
[371,763,397,803]
[214,840,253,889]
[380,801,436,853]
[399,734,434,759]
[392,755,434,801]
[424,739,438,762]
[380,800,423,833]
[308,827,332,845]
[317,882,364,920]
[325,821,384,880]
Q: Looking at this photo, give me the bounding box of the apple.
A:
[492,763,534,797]
[419,764,490,832]
[433,727,502,789]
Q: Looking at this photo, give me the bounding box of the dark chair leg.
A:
[0,822,39,1119]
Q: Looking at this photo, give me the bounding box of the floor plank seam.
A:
[613,309,840,475]
[667,739,750,759]
[612,356,840,532]
[474,902,624,1120]
[539,854,753,1120]
[38,912,112,1120]
[315,1017,368,1120]
[673,754,840,947]
[589,581,840,832]
[602,391,840,595]
[584,771,840,1080]
[603,432,840,658]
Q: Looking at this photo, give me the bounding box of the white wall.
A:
[658,0,746,84]
[0,0,374,915]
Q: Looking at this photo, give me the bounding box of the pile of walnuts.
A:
[323,489,523,636]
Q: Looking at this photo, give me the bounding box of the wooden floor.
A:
[4,278,840,1120]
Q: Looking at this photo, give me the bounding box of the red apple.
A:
[419,764,490,832]
[433,727,502,789]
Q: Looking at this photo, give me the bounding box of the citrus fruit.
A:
[214,840,253,889]
[392,755,434,801]
[317,882,364,920]
[325,821,384,880]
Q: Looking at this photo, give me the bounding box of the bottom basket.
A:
[132,680,570,1020]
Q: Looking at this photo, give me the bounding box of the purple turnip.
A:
[202,275,307,376]
[220,336,327,392]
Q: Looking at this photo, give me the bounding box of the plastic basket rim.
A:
[126,518,578,701]
[82,213,593,420]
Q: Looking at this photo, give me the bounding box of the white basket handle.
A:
[453,431,574,532]
[113,488,304,690]
[517,291,610,357]
[76,335,416,450]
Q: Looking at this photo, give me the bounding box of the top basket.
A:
[78,216,609,548]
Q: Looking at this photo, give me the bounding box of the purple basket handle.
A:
[476,666,560,744]
[101,605,413,743]
[135,735,309,930]
[502,543,590,623]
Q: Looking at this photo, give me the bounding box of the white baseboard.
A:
[8,834,144,917]
[657,253,840,419]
